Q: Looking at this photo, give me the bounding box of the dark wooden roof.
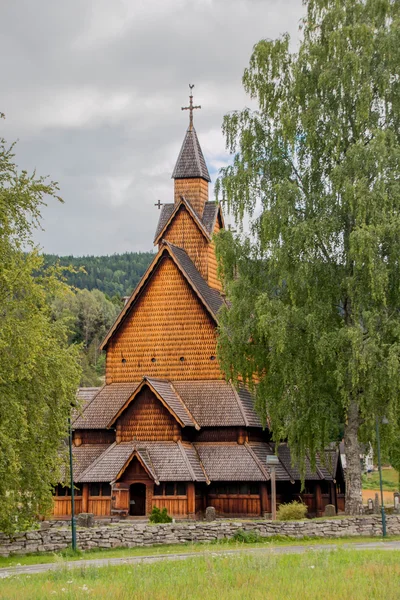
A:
[153,200,221,244]
[71,444,111,479]
[73,383,139,429]
[77,441,208,483]
[75,380,261,430]
[172,127,211,182]
[107,377,198,429]
[194,443,269,481]
[166,242,225,318]
[172,380,262,428]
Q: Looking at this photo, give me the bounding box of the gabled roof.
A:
[154,197,211,245]
[73,383,140,429]
[75,380,262,431]
[194,443,269,482]
[172,127,211,182]
[154,201,222,245]
[77,441,208,484]
[100,242,225,350]
[107,377,198,429]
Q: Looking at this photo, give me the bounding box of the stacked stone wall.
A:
[1,516,399,557]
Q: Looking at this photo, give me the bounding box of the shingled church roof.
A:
[172,127,211,182]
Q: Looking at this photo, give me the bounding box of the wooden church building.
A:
[53,90,344,520]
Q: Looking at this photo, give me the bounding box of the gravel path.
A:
[1,540,400,579]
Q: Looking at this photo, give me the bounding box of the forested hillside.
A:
[44,251,154,298]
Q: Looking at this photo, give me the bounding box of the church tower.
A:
[58,87,344,522]
[172,85,210,216]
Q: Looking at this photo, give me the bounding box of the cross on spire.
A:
[154,199,163,210]
[181,84,201,131]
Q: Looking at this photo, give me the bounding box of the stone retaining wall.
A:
[1,515,399,557]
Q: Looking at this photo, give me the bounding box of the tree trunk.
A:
[344,395,363,515]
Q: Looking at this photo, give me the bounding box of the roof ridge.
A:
[153,196,211,245]
[187,442,210,485]
[231,384,249,427]
[177,441,197,481]
[77,442,116,482]
[169,381,200,430]
[244,442,270,481]
[73,384,105,426]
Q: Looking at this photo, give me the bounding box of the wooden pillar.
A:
[187,482,195,519]
[315,482,322,517]
[271,467,277,520]
[82,483,89,513]
[237,428,247,445]
[260,482,270,516]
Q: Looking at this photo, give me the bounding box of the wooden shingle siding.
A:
[106,257,222,382]
[174,178,209,216]
[116,388,181,442]
[160,206,209,279]
[207,220,222,291]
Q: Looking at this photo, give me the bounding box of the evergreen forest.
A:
[44,251,154,298]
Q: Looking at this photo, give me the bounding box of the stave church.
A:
[53,89,345,520]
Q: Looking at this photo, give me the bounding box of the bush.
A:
[276,501,308,521]
[148,506,173,524]
[232,529,262,543]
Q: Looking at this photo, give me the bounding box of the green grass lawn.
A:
[362,467,399,491]
[1,534,400,569]
[1,549,400,599]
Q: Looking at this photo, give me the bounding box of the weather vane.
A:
[181,84,201,130]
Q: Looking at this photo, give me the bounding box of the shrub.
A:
[232,529,262,543]
[149,506,173,524]
[276,501,308,521]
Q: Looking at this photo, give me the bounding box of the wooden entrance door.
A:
[129,483,146,516]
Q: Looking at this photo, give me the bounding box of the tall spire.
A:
[172,84,211,183]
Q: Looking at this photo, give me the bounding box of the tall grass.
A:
[1,550,400,600]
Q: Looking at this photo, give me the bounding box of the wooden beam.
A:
[315,482,323,517]
[82,483,89,513]
[187,482,195,518]
[260,483,270,516]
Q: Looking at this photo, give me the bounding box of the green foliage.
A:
[277,501,308,522]
[362,469,399,492]
[51,287,121,386]
[215,0,400,509]
[0,122,82,533]
[44,252,154,298]
[232,529,262,543]
[148,506,173,523]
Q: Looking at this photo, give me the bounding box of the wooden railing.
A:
[152,497,188,517]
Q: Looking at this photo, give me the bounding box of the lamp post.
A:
[375,416,388,538]
[266,455,280,520]
[68,417,77,551]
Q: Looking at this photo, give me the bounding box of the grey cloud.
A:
[1,0,304,256]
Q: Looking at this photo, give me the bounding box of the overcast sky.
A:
[1,0,304,256]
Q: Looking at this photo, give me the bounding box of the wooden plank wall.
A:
[106,257,222,382]
[208,495,261,517]
[53,498,83,517]
[116,387,181,442]
[153,497,188,516]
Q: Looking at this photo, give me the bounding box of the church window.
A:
[151,357,157,363]
[249,483,259,495]
[101,483,111,496]
[153,485,163,495]
[89,483,100,496]
[176,483,186,496]
[165,483,175,496]
[210,355,216,361]
[179,356,185,362]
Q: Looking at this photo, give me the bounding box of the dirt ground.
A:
[362,489,395,505]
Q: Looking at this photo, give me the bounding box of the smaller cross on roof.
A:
[154,199,164,210]
[181,84,201,131]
